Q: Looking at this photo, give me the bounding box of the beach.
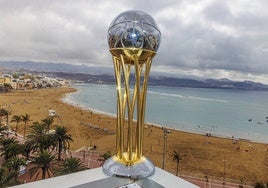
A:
[1,87,268,183]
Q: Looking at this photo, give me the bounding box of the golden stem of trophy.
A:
[111,48,156,165]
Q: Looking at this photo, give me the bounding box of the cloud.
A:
[0,0,268,83]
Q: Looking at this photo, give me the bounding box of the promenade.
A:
[2,131,102,183]
[1,131,257,187]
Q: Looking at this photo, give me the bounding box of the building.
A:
[0,74,11,86]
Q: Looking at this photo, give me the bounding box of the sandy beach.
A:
[1,87,268,183]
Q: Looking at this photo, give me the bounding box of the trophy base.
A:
[102,156,155,179]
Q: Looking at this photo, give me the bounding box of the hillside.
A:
[50,72,268,91]
[1,61,268,90]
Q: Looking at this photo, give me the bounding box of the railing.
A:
[180,174,255,188]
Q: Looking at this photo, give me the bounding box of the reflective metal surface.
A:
[103,156,155,179]
[108,10,161,51]
[103,10,161,179]
[109,48,156,65]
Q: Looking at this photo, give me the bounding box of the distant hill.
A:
[1,60,268,90]
[0,60,112,74]
[46,72,268,91]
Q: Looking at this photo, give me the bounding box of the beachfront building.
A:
[11,79,18,90]
[0,74,11,85]
[0,73,70,90]
[0,74,13,91]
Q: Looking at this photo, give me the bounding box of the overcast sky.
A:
[1,0,268,83]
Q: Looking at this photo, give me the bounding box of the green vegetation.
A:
[98,151,112,165]
[0,109,9,127]
[20,114,31,139]
[53,126,73,161]
[255,182,268,188]
[0,167,20,187]
[0,137,22,161]
[10,115,21,136]
[0,110,86,186]
[28,151,58,180]
[56,157,86,176]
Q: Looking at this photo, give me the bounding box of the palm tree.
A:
[10,115,21,136]
[20,114,31,139]
[27,121,55,152]
[4,156,26,173]
[56,157,86,175]
[0,108,9,128]
[0,167,19,187]
[28,150,58,180]
[21,140,34,160]
[52,126,73,161]
[0,137,22,161]
[173,150,183,176]
[0,137,17,148]
[0,122,8,136]
[41,117,54,133]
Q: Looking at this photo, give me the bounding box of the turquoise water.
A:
[64,83,268,143]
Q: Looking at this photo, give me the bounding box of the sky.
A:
[0,0,268,83]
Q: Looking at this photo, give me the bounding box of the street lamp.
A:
[223,159,227,186]
[162,127,171,169]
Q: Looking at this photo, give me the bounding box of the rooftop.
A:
[12,167,198,188]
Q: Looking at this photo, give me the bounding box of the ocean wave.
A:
[187,96,228,103]
[147,90,184,98]
[147,90,228,103]
[62,95,116,117]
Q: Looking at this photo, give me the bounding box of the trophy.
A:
[103,10,161,179]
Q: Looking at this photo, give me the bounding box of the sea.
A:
[63,83,268,143]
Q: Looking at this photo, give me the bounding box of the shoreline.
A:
[1,86,268,182]
[61,94,117,118]
[63,88,265,145]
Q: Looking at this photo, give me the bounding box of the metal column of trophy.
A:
[103,10,161,178]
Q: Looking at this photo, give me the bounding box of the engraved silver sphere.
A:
[108,10,161,51]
